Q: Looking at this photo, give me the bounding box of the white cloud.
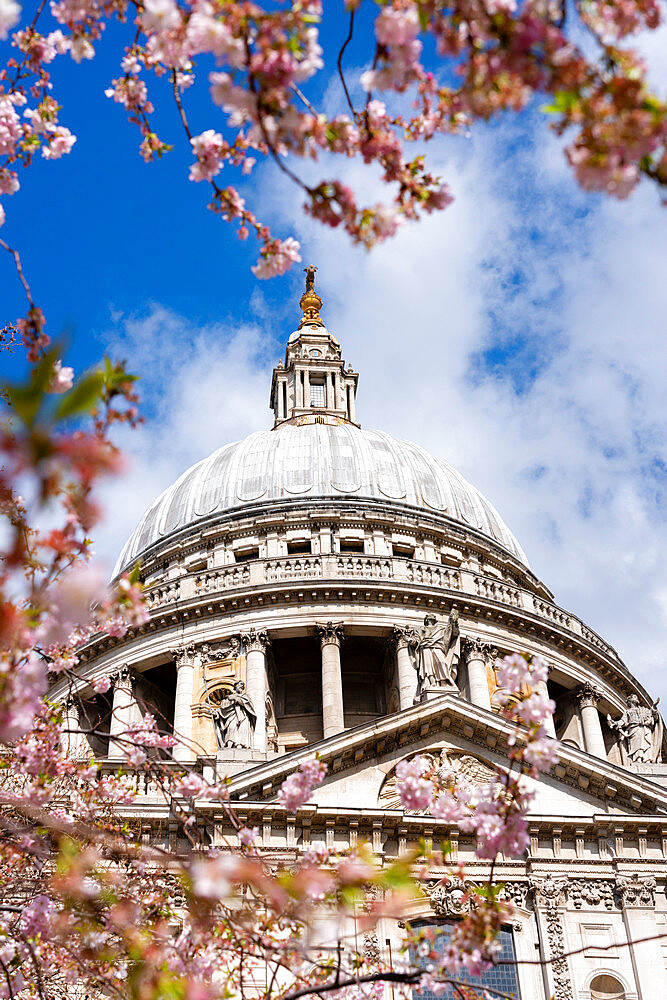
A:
[94,111,667,709]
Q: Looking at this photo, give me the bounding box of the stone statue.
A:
[213,680,257,749]
[412,610,460,695]
[607,693,663,765]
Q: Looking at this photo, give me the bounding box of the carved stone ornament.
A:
[362,932,380,965]
[393,625,420,651]
[170,644,198,666]
[378,747,497,811]
[425,878,529,916]
[529,874,569,908]
[544,909,573,1000]
[615,873,657,908]
[197,636,242,662]
[498,881,531,910]
[111,663,135,689]
[240,629,270,653]
[461,635,495,662]
[425,876,472,916]
[316,622,344,647]
[529,876,573,1000]
[569,879,617,910]
[575,682,603,710]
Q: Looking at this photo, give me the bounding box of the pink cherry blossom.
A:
[47,359,74,393]
[395,756,434,812]
[278,758,326,810]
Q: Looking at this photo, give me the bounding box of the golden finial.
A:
[298,264,324,329]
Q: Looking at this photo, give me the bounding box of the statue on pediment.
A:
[412,610,460,695]
[213,680,257,749]
[607,693,663,765]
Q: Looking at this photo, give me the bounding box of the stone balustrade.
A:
[98,758,201,801]
[141,555,618,663]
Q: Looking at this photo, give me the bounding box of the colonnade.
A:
[61,630,614,767]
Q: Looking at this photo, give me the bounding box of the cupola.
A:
[269,265,359,427]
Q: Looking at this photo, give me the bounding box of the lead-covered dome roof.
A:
[114,422,528,575]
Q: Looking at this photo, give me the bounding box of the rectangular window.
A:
[234,547,259,563]
[411,922,521,1000]
[287,540,312,556]
[310,381,326,407]
[392,543,415,559]
[340,538,364,554]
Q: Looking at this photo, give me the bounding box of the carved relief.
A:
[569,879,617,910]
[530,876,573,1000]
[378,748,496,811]
[424,878,529,916]
[362,932,380,965]
[615,873,657,907]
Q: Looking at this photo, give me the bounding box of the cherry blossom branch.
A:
[337,9,357,119]
[0,238,35,309]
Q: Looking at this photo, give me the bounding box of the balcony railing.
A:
[142,554,618,662]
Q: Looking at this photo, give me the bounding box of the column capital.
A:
[615,873,657,908]
[317,622,344,647]
[240,628,270,654]
[111,663,135,688]
[393,626,419,651]
[462,636,496,662]
[170,644,198,667]
[529,874,569,909]
[575,681,602,709]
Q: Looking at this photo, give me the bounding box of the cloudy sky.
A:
[2,8,666,703]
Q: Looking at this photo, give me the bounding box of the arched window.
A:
[411,921,521,999]
[589,974,626,1000]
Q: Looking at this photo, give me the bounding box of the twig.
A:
[337,10,357,118]
[0,238,35,309]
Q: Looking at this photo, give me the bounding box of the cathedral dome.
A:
[113,421,528,576]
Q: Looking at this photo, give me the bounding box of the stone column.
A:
[317,623,345,739]
[108,664,139,760]
[576,682,607,759]
[462,637,492,711]
[172,645,196,764]
[241,629,270,753]
[62,696,85,758]
[393,627,418,710]
[536,677,557,738]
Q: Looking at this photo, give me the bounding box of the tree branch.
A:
[337,10,357,118]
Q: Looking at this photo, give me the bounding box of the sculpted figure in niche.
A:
[607,694,663,765]
[412,610,460,695]
[213,681,257,749]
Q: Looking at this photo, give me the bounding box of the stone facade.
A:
[55,276,667,1000]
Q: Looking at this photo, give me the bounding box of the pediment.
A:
[225,693,667,821]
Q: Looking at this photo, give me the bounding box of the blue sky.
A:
[2,5,667,704]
